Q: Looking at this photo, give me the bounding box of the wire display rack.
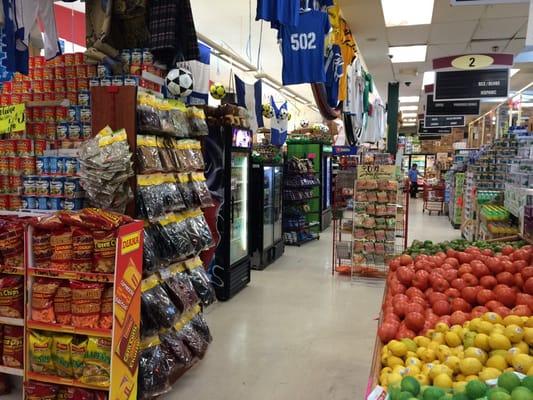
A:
[350,165,409,281]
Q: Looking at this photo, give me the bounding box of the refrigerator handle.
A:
[231,196,234,223]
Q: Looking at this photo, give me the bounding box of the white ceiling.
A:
[339,0,533,119]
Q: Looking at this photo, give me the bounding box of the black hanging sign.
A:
[426,95,480,116]
[424,115,465,128]
[418,120,452,135]
[434,69,509,101]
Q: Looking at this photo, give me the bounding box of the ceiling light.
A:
[389,45,427,63]
[400,105,418,111]
[403,123,417,126]
[381,0,434,27]
[403,112,418,118]
[422,71,435,88]
[400,96,420,103]
[511,68,520,77]
[404,118,417,122]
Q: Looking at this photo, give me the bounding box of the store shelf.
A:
[27,372,109,391]
[0,366,23,376]
[0,266,24,275]
[0,317,23,326]
[28,268,115,283]
[27,320,112,338]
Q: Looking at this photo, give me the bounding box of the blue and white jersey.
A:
[280,10,330,85]
[256,0,300,27]
[324,44,343,107]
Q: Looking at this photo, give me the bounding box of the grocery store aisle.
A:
[408,198,461,245]
[165,228,384,400]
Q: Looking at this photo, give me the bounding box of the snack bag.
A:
[50,227,73,270]
[71,281,104,328]
[31,278,60,323]
[2,325,23,367]
[99,286,113,330]
[25,382,58,400]
[138,336,173,399]
[80,337,111,387]
[71,337,87,379]
[29,331,55,373]
[141,275,179,331]
[52,334,74,377]
[54,282,72,324]
[92,230,116,273]
[0,275,24,318]
[72,227,94,272]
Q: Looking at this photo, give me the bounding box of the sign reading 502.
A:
[290,33,317,51]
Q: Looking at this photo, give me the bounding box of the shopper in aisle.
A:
[408,164,422,199]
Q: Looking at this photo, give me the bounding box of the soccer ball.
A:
[300,119,309,128]
[262,103,274,118]
[165,67,193,97]
[210,82,226,100]
[279,108,289,120]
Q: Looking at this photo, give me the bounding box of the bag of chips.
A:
[31,278,60,323]
[54,283,72,325]
[25,382,58,400]
[0,220,24,268]
[99,286,113,330]
[141,275,179,331]
[29,331,55,373]
[50,227,73,270]
[71,337,87,379]
[0,275,24,318]
[52,334,74,377]
[57,387,95,400]
[2,325,23,367]
[71,281,104,328]
[92,231,116,273]
[33,230,52,269]
[80,337,111,387]
[72,228,94,272]
[138,336,173,399]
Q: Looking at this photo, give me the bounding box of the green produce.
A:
[405,238,525,256]
[451,393,469,400]
[522,377,533,392]
[465,380,488,399]
[402,376,421,396]
[498,372,522,393]
[423,386,446,400]
[488,392,512,400]
[511,387,533,400]
[399,391,416,400]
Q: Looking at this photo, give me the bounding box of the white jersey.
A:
[343,57,364,129]
[14,0,60,60]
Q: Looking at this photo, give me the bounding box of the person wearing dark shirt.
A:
[408,164,422,199]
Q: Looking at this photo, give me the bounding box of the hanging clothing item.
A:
[14,0,60,60]
[337,18,356,102]
[363,71,373,113]
[280,10,330,85]
[109,0,150,49]
[270,98,288,146]
[149,0,199,67]
[256,0,299,27]
[344,57,364,131]
[324,44,343,108]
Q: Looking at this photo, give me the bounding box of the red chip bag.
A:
[0,221,24,268]
[3,325,23,367]
[70,281,103,328]
[57,386,95,400]
[31,278,61,323]
[92,230,116,273]
[54,282,72,325]
[25,381,58,400]
[81,208,133,231]
[99,286,113,329]
[33,229,52,269]
[50,228,73,270]
[0,275,24,318]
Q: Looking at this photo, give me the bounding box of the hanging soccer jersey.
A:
[324,44,343,108]
[280,10,330,85]
[256,0,300,27]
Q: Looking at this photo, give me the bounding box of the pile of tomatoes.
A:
[378,244,533,343]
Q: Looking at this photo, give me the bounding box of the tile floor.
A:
[162,199,461,400]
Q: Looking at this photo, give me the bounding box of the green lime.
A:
[465,380,488,399]
[401,376,421,396]
[399,391,416,400]
[522,377,533,392]
[451,394,469,400]
[498,372,522,393]
[423,386,446,400]
[488,388,511,400]
[511,386,533,400]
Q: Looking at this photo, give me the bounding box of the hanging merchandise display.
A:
[324,44,343,108]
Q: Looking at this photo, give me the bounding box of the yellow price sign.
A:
[0,103,25,134]
[357,165,398,180]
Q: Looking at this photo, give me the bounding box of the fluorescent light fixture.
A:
[422,71,435,87]
[404,118,417,122]
[389,45,427,63]
[400,96,420,103]
[521,102,533,107]
[403,112,418,118]
[381,0,434,27]
[403,123,416,126]
[510,68,520,77]
[400,105,418,111]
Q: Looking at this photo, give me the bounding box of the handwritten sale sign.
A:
[0,103,25,134]
[357,165,398,180]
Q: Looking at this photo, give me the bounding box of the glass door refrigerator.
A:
[205,125,252,301]
[321,150,332,229]
[250,162,285,269]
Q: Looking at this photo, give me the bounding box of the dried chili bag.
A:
[54,283,72,325]
[158,213,194,259]
[136,135,163,174]
[159,329,193,369]
[141,275,179,331]
[142,226,161,277]
[185,209,214,253]
[185,257,216,307]
[70,281,104,328]
[2,325,23,367]
[177,173,198,209]
[25,382,58,400]
[0,275,24,318]
[190,172,214,208]
[29,331,55,374]
[191,313,213,344]
[31,278,60,323]
[137,101,161,133]
[177,321,209,359]
[168,100,190,137]
[138,336,173,399]
[137,174,185,221]
[161,264,199,313]
[168,138,183,171]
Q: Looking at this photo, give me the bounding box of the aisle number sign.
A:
[357,165,397,180]
[0,104,25,134]
[451,54,494,70]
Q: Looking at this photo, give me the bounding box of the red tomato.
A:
[458,252,475,264]
[462,273,479,287]
[390,282,407,295]
[522,266,533,280]
[432,277,450,292]
[393,301,408,318]
[471,261,490,278]
[393,294,409,303]
[471,306,489,318]
[501,260,516,274]
[516,293,533,310]
[486,257,504,274]
[451,278,467,291]
[443,269,458,282]
[412,270,429,291]
[397,266,415,286]
[458,264,473,276]
[451,297,472,312]
[433,299,451,316]
[411,296,428,308]
[444,257,460,268]
[502,245,515,256]
[428,292,448,305]
[405,286,424,299]
[513,260,527,272]
[405,312,425,332]
[477,289,495,305]
[524,277,533,295]
[414,260,427,271]
[435,251,447,260]
[441,263,455,271]
[497,272,515,286]
[481,249,494,256]
[480,275,498,289]
[446,249,458,258]
[396,323,416,340]
[511,304,531,316]
[493,285,516,308]
[389,258,401,272]
[461,286,479,305]
[514,273,524,290]
[445,288,461,299]
[404,302,425,315]
[450,310,469,325]
[485,300,504,311]
[378,323,397,343]
[399,254,413,266]
[438,315,451,326]
[465,246,481,254]
[493,306,511,317]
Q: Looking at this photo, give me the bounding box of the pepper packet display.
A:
[157,213,195,260]
[141,275,179,335]
[190,172,213,208]
[176,140,204,171]
[136,135,163,174]
[185,208,214,254]
[187,107,208,137]
[160,263,199,314]
[174,315,209,359]
[185,257,216,307]
[138,336,173,399]
[137,174,185,221]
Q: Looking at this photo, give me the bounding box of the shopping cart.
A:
[423,181,445,215]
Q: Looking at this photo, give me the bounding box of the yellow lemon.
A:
[474,333,491,351]
[515,341,529,354]
[486,354,508,371]
[492,324,505,335]
[380,367,392,375]
[528,365,533,375]
[433,373,453,389]
[405,357,421,368]
[504,324,524,343]
[444,355,461,373]
[465,374,480,382]
[445,332,462,348]
[415,373,430,385]
[387,372,402,386]
[469,318,482,332]
[453,381,468,393]
[431,332,445,345]
[511,353,533,374]
[422,363,437,375]
[416,347,427,359]
[405,365,420,376]
[490,349,508,358]
[479,321,495,335]
[523,327,533,345]
[392,365,407,376]
[460,357,483,375]
[414,336,431,348]
[503,315,524,327]
[381,345,389,356]
[456,374,466,381]
[479,367,501,381]
[406,351,417,359]
[428,341,440,352]
[379,374,388,386]
[401,338,418,353]
[420,349,437,363]
[389,341,408,357]
[488,333,512,350]
[387,355,404,368]
[506,347,525,364]
[437,345,452,363]
[430,364,453,379]
[524,316,533,328]
[435,322,449,333]
[464,347,488,364]
[483,312,502,324]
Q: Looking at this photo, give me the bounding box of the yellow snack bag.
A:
[52,335,73,377]
[80,337,111,387]
[29,331,55,373]
[71,337,87,379]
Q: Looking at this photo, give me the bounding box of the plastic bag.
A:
[186,209,214,253]
[156,136,176,172]
[80,337,111,387]
[158,214,194,259]
[142,225,162,276]
[99,286,113,329]
[177,173,197,209]
[29,331,55,373]
[141,275,179,331]
[72,227,94,272]
[191,313,212,343]
[136,135,163,174]
[185,257,216,307]
[187,107,208,136]
[161,264,199,313]
[177,321,208,359]
[2,325,23,367]
[138,336,173,399]
[190,172,213,208]
[137,174,186,221]
[71,337,87,379]
[158,329,193,369]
